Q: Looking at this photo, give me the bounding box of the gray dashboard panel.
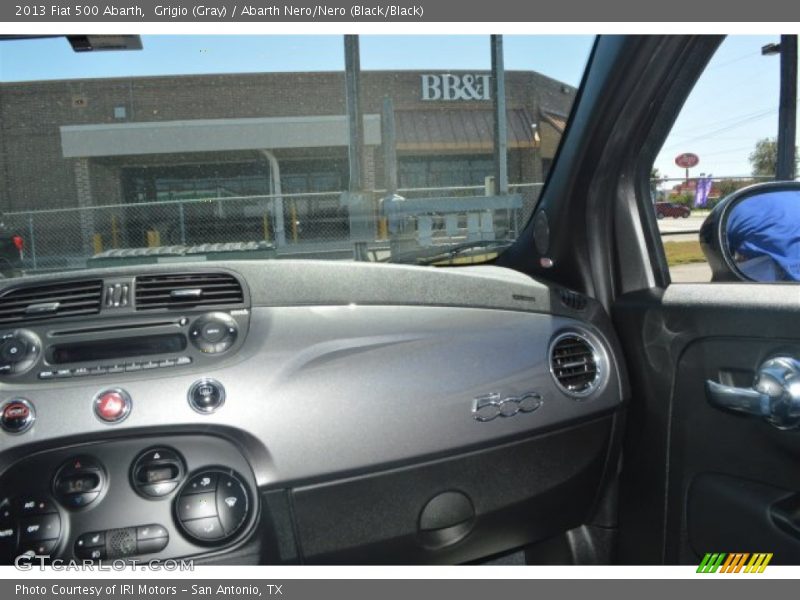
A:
[0,302,622,488]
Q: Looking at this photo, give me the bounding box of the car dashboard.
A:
[0,260,627,565]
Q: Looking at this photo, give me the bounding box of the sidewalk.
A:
[670,262,711,282]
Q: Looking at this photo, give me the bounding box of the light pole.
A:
[762,35,797,181]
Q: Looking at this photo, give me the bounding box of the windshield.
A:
[0,35,592,274]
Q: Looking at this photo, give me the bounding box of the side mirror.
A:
[700,181,800,282]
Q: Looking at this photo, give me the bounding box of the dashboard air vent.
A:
[549,332,602,397]
[135,273,244,310]
[559,289,587,311]
[0,279,103,325]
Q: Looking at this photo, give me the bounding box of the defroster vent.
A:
[0,279,103,325]
[549,331,603,398]
[135,273,244,310]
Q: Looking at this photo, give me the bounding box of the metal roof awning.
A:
[540,109,567,134]
[60,115,382,158]
[394,108,537,152]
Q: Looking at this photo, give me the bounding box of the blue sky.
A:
[0,35,593,85]
[0,34,796,178]
[654,35,798,181]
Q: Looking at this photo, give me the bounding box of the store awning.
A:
[60,115,382,158]
[394,109,537,152]
[540,110,567,134]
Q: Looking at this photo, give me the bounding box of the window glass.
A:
[0,35,592,274]
[652,35,794,283]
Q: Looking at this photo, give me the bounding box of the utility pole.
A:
[490,35,509,196]
[763,35,797,180]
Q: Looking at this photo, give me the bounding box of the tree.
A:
[749,137,799,177]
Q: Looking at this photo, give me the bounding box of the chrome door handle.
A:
[705,356,800,429]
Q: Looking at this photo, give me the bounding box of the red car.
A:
[655,201,691,219]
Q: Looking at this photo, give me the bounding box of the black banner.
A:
[1,0,799,22]
[1,579,795,600]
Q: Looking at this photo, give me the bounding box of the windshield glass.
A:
[0,35,592,274]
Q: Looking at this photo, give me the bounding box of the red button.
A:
[94,390,131,423]
[1,399,35,433]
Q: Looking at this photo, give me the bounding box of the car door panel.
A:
[612,283,800,564]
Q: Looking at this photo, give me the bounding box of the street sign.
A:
[675,152,700,168]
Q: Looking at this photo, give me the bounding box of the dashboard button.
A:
[184,472,218,495]
[176,356,192,366]
[1,338,27,363]
[0,519,17,545]
[1,399,35,434]
[19,539,58,556]
[89,366,107,376]
[142,361,159,370]
[200,323,226,343]
[72,367,90,377]
[143,448,179,464]
[38,371,55,379]
[216,474,248,536]
[0,498,12,520]
[159,358,176,368]
[17,497,56,516]
[181,516,224,542]
[137,524,168,541]
[64,492,99,509]
[124,362,142,372]
[107,364,125,374]
[177,492,217,521]
[137,536,168,555]
[140,481,178,498]
[20,513,60,542]
[188,379,225,414]
[189,313,238,354]
[75,531,105,549]
[55,369,72,378]
[0,505,17,560]
[93,389,131,424]
[76,545,106,560]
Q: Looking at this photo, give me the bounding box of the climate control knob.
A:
[188,313,238,354]
[174,469,250,545]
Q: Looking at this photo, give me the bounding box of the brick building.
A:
[0,70,574,258]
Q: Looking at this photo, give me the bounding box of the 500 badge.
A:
[472,392,543,422]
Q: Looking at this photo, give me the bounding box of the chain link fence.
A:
[3,184,544,272]
[4,175,780,272]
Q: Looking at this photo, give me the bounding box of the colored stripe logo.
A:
[697,553,773,573]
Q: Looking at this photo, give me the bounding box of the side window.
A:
[652,35,791,283]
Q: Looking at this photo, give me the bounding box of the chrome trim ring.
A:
[548,329,606,399]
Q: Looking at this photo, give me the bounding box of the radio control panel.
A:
[0,310,250,385]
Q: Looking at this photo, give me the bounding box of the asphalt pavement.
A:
[657,214,706,234]
[657,214,711,281]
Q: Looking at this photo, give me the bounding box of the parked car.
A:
[654,201,691,219]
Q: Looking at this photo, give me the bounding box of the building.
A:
[0,69,575,261]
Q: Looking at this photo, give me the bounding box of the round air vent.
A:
[549,331,604,398]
